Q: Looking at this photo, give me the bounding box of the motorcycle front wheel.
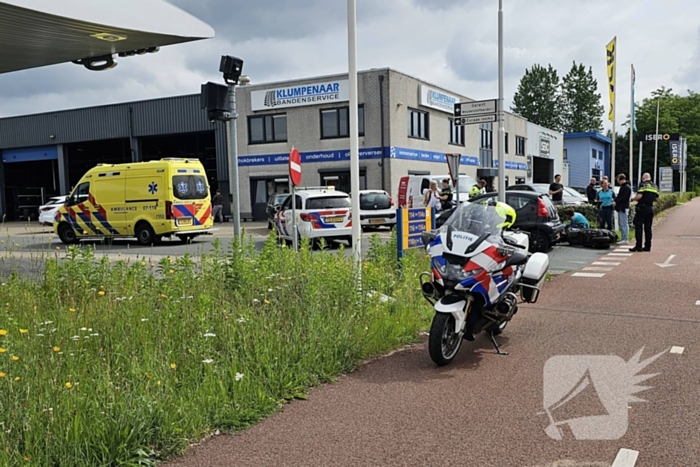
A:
[428,313,463,366]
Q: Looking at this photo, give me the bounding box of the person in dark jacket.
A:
[629,173,659,252]
[585,177,598,204]
[614,174,632,244]
[212,189,224,223]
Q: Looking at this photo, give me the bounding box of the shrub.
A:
[0,236,431,466]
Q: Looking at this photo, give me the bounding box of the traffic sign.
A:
[453,114,497,126]
[289,147,301,186]
[454,99,497,117]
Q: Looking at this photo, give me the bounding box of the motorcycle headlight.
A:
[437,263,483,281]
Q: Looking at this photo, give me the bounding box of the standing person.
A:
[439,179,454,211]
[586,177,598,204]
[469,180,486,199]
[629,173,660,252]
[548,174,564,205]
[211,189,224,223]
[424,181,442,212]
[615,174,631,244]
[596,180,615,230]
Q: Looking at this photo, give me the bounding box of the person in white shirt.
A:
[424,180,442,211]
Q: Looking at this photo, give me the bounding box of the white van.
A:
[397,174,479,208]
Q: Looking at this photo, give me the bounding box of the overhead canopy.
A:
[0,0,215,74]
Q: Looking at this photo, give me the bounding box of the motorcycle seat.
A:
[502,250,529,268]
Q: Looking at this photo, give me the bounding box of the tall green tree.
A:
[511,64,563,131]
[560,61,604,133]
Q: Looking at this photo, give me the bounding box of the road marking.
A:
[582,267,614,272]
[572,272,606,278]
[614,249,630,252]
[611,448,639,467]
[592,261,621,266]
[607,253,633,257]
[696,300,700,306]
[670,346,684,354]
[655,254,677,268]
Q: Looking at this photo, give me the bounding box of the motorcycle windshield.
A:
[439,199,507,237]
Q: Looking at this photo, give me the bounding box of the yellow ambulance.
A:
[54,158,215,245]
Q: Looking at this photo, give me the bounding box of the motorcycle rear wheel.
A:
[428,313,463,366]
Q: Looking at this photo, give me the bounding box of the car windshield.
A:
[360,193,391,210]
[563,187,585,198]
[531,184,550,194]
[274,194,289,204]
[306,196,351,209]
[440,199,508,237]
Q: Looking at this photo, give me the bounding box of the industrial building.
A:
[0,68,565,222]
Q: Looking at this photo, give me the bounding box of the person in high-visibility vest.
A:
[629,173,660,252]
[469,180,486,199]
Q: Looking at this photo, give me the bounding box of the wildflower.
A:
[36,334,44,337]
[141,261,146,266]
[0,372,5,378]
[264,299,270,305]
[53,346,60,352]
[23,456,30,461]
[0,330,6,336]
[161,294,167,299]
[69,308,76,312]
[169,269,174,274]
[202,359,214,364]
[14,377,19,382]
[12,356,19,361]
[56,246,60,250]
[98,291,105,296]
[80,327,87,331]
[19,329,28,334]
[237,317,246,323]
[0,348,5,353]
[170,363,176,370]
[253,299,260,304]
[203,333,216,338]
[141,318,149,322]
[235,372,244,381]
[65,382,72,389]
[84,280,90,285]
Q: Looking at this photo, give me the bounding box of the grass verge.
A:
[0,232,431,466]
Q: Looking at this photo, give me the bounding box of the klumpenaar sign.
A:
[251,80,349,111]
[419,84,460,114]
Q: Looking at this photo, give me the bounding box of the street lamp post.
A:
[497,0,505,202]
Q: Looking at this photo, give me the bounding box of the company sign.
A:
[419,85,460,114]
[669,140,681,171]
[659,167,673,193]
[251,80,349,111]
[539,138,551,158]
[638,133,680,142]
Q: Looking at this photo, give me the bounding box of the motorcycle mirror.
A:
[421,231,435,246]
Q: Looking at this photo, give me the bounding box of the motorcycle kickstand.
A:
[489,330,509,356]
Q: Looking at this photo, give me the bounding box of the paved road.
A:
[163,200,700,467]
[0,222,607,278]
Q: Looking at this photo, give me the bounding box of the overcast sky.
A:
[1,0,699,135]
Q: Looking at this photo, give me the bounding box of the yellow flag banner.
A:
[606,37,616,122]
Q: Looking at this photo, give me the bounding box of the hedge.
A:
[555,193,680,225]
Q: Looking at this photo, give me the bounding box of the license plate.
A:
[369,218,385,224]
[324,216,344,223]
[177,217,193,227]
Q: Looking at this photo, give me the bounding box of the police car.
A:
[274,187,353,247]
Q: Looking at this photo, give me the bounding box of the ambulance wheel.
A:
[135,222,157,246]
[58,223,78,245]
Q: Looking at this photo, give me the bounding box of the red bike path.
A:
[165,198,700,467]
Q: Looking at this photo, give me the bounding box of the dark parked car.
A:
[507,183,587,206]
[266,193,290,229]
[436,191,565,253]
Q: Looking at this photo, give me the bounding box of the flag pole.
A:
[610,38,617,182]
[629,64,634,187]
[653,97,660,183]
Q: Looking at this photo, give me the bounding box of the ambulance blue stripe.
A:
[62,213,84,235]
[76,213,98,235]
[173,205,201,226]
[92,212,119,235]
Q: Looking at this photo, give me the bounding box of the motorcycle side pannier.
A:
[520,252,549,303]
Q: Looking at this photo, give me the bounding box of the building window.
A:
[564,148,568,161]
[515,136,525,156]
[408,108,429,139]
[598,150,603,160]
[480,127,492,149]
[320,106,365,139]
[591,148,597,159]
[248,114,287,144]
[449,119,464,146]
[505,132,509,154]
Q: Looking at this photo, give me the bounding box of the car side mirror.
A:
[275,205,282,212]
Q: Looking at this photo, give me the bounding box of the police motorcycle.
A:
[419,199,550,366]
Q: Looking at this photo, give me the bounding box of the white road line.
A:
[614,249,630,252]
[582,267,614,272]
[696,300,700,306]
[592,261,621,266]
[572,272,606,278]
[670,346,684,354]
[611,448,639,467]
[607,253,634,257]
